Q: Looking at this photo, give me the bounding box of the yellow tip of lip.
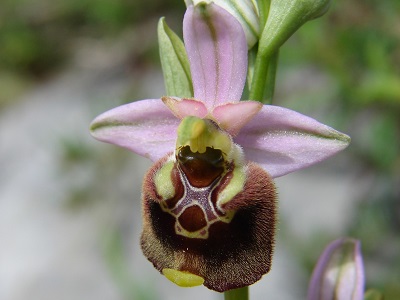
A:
[162,268,204,287]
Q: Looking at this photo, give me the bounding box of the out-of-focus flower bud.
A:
[364,289,384,300]
[259,0,331,57]
[308,238,365,300]
[184,0,260,48]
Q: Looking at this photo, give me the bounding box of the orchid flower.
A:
[90,3,350,292]
[308,238,365,300]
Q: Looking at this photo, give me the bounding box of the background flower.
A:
[308,238,365,300]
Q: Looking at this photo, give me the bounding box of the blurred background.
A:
[0,0,399,299]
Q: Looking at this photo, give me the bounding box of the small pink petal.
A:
[162,96,208,119]
[183,3,248,109]
[90,99,179,161]
[211,101,262,136]
[236,105,350,178]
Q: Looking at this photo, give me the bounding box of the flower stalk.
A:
[264,50,279,102]
[256,0,270,29]
[249,48,280,102]
[250,0,331,102]
[249,49,278,103]
[224,286,249,300]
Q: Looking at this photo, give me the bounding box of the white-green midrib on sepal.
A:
[158,18,193,98]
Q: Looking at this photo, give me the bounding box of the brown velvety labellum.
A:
[141,154,277,292]
[177,146,225,188]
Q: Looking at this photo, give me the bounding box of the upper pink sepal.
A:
[162,96,208,119]
[183,3,248,109]
[90,99,180,161]
[212,101,263,136]
[235,105,351,178]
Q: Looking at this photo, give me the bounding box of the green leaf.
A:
[158,17,193,98]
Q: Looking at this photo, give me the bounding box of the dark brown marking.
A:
[178,205,207,232]
[177,146,224,188]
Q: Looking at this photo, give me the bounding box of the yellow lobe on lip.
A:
[154,160,175,200]
[162,268,205,287]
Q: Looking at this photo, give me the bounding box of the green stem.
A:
[249,50,270,102]
[248,47,280,104]
[264,50,279,103]
[224,286,249,300]
[249,0,273,102]
[256,0,271,29]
